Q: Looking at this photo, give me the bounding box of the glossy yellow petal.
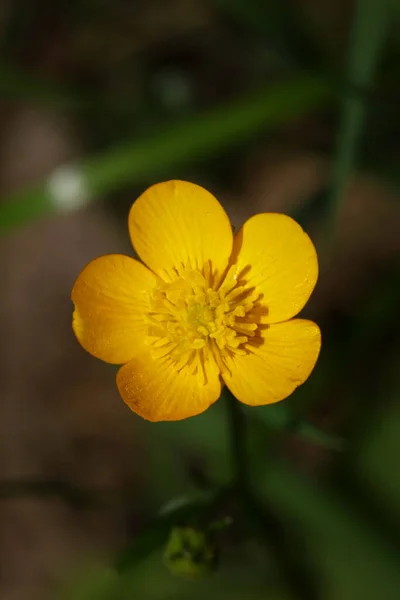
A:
[72,254,156,364]
[116,348,221,422]
[223,319,321,406]
[231,213,318,323]
[129,180,233,283]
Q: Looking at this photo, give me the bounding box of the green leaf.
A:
[250,403,345,451]
[257,458,400,600]
[353,397,400,530]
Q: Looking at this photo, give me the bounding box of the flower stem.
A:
[226,391,248,497]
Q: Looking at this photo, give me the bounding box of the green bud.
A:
[163,527,218,580]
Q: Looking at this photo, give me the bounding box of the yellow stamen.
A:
[146,268,262,382]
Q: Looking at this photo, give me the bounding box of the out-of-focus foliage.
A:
[0,1,399,600]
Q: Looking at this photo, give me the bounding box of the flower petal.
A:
[116,349,222,422]
[72,254,156,364]
[223,319,321,406]
[231,213,318,323]
[128,180,233,283]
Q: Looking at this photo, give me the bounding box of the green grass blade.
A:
[0,73,332,234]
[328,0,391,221]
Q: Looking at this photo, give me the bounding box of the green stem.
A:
[226,391,248,497]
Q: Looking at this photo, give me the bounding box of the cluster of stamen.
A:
[145,265,261,383]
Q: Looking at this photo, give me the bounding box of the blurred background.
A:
[1,1,400,599]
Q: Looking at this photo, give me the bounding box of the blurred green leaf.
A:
[148,401,232,485]
[113,546,291,600]
[0,64,85,110]
[328,0,390,220]
[257,459,400,600]
[115,487,228,574]
[0,73,333,234]
[56,566,118,600]
[251,403,344,451]
[353,398,400,530]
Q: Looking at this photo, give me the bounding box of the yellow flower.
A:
[72,180,320,422]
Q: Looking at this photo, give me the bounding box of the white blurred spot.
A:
[47,164,91,212]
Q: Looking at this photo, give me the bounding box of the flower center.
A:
[145,267,262,383]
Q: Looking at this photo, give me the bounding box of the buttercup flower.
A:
[72,180,320,421]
